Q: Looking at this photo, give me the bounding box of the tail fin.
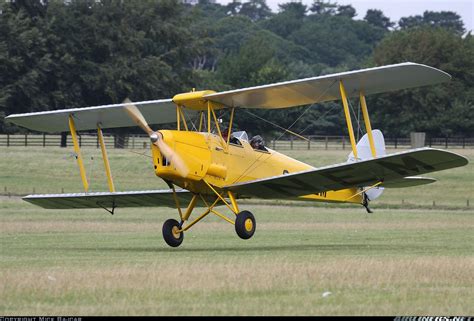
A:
[347,129,385,201]
[347,129,386,163]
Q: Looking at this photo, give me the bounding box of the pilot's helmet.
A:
[251,135,265,147]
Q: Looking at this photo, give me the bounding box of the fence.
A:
[0,134,150,149]
[270,136,474,150]
[0,134,473,149]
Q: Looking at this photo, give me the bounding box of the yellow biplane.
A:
[6,62,468,247]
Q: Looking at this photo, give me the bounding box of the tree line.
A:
[1,0,473,139]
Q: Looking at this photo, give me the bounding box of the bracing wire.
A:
[298,102,338,136]
[274,80,337,141]
[182,108,198,131]
[348,97,363,141]
[243,109,308,141]
[88,153,95,191]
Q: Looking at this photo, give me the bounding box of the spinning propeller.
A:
[123,98,189,177]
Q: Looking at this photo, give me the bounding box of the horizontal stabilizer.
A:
[23,189,194,209]
[225,148,468,199]
[382,176,437,188]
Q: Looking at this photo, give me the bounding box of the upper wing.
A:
[23,189,195,209]
[224,148,467,199]
[204,62,450,109]
[6,63,449,133]
[5,99,198,133]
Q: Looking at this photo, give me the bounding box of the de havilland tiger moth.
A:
[6,62,469,247]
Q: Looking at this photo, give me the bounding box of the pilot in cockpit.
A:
[250,135,267,151]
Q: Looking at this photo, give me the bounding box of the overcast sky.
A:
[217,0,473,32]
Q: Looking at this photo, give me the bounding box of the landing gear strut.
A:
[162,182,255,247]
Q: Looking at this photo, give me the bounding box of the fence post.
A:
[79,134,82,147]
[272,140,275,149]
[43,133,46,147]
[395,137,398,149]
[429,136,432,147]
[25,134,27,147]
[307,137,310,150]
[60,132,67,148]
[96,134,99,149]
[132,135,135,149]
[463,137,465,149]
[290,136,293,150]
[342,136,345,150]
[445,137,448,149]
[6,134,9,147]
[325,136,328,150]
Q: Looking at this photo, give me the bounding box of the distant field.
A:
[0,146,473,315]
[0,146,472,208]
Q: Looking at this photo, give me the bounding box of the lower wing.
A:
[224,148,468,199]
[23,189,194,209]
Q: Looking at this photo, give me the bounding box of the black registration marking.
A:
[261,177,324,196]
[320,167,357,185]
[377,155,435,176]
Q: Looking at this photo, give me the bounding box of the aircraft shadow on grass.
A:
[48,243,435,254]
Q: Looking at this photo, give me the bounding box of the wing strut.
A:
[359,92,377,158]
[68,115,89,192]
[339,81,358,160]
[97,124,116,192]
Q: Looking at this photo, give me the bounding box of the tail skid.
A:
[347,129,386,202]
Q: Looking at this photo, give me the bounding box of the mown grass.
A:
[0,146,473,208]
[0,146,473,315]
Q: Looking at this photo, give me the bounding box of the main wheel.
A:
[162,219,183,247]
[235,210,256,240]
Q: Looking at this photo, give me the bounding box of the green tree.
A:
[1,0,203,133]
[399,11,465,35]
[225,0,242,16]
[371,28,474,137]
[239,0,272,21]
[290,15,385,67]
[336,5,356,18]
[259,2,307,39]
[364,9,394,30]
[309,0,337,15]
[0,1,53,132]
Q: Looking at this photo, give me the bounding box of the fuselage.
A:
[151,130,362,204]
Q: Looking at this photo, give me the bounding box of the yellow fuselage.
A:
[151,130,362,204]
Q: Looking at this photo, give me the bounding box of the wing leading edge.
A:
[224,148,468,199]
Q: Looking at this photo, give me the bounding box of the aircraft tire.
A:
[235,210,256,240]
[162,219,184,247]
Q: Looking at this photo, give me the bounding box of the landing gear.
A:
[163,182,256,247]
[162,219,184,247]
[235,210,256,239]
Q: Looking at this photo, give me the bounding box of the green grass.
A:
[0,146,473,315]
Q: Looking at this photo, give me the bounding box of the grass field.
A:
[1,146,473,315]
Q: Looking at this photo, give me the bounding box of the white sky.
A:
[216,0,474,32]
